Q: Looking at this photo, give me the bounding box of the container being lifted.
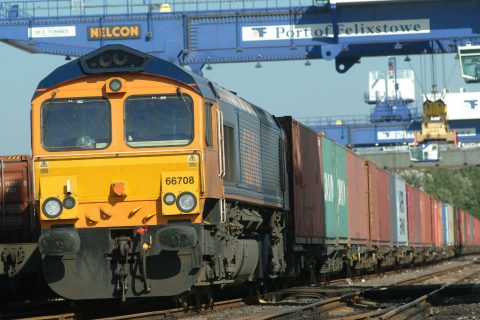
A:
[409,92,457,162]
[413,97,457,145]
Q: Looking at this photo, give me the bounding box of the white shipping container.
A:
[395,176,408,245]
[447,204,454,246]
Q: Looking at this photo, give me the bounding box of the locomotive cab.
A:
[31,46,225,300]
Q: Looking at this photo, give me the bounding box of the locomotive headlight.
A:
[42,198,63,219]
[109,79,122,92]
[163,193,176,205]
[63,196,76,210]
[176,192,196,213]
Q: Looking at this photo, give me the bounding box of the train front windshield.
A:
[125,94,194,147]
[41,98,111,151]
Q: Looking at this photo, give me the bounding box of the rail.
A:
[0,0,328,19]
[235,260,478,320]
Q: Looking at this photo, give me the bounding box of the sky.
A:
[1,42,479,155]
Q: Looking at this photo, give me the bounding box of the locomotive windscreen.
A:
[41,98,111,151]
[125,94,194,147]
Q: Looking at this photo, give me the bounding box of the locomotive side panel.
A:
[218,88,283,208]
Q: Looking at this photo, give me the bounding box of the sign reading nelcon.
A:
[242,19,429,41]
[88,25,141,40]
[28,26,76,38]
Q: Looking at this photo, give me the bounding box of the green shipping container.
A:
[321,137,349,244]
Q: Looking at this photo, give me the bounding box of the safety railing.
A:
[299,106,423,126]
[0,0,329,19]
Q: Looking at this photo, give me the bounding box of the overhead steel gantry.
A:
[0,0,479,74]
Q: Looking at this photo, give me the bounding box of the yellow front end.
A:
[31,72,223,229]
[36,153,202,228]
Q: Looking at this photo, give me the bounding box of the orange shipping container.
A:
[420,192,433,245]
[0,155,35,243]
[346,150,369,245]
[367,162,391,245]
[278,117,325,244]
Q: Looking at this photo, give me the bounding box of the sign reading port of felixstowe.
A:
[88,25,141,40]
[242,19,430,41]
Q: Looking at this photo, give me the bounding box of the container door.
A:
[442,203,447,245]
[322,137,338,245]
[322,138,348,245]
[335,144,348,243]
[377,169,391,245]
[346,151,369,245]
[368,163,380,245]
[395,177,408,245]
[389,175,397,245]
[406,184,415,245]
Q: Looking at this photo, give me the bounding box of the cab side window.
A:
[205,103,212,147]
[224,125,236,184]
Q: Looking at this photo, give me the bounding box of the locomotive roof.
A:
[33,45,217,100]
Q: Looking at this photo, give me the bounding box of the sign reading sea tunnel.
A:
[88,25,141,40]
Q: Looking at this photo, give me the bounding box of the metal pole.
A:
[1,160,6,242]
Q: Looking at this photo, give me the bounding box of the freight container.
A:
[472,214,479,246]
[431,199,443,247]
[278,117,325,244]
[474,216,480,246]
[406,184,422,245]
[444,204,451,246]
[458,208,466,246]
[389,174,408,246]
[447,204,461,247]
[420,192,433,245]
[367,162,391,245]
[470,214,475,244]
[0,156,35,243]
[346,150,369,245]
[321,136,349,245]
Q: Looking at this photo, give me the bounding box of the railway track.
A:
[8,258,479,320]
[232,260,480,320]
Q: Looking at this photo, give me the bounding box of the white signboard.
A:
[444,92,480,120]
[377,130,414,140]
[28,26,76,38]
[242,19,430,41]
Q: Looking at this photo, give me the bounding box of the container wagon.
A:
[0,156,42,306]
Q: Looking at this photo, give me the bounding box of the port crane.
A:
[0,0,479,74]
